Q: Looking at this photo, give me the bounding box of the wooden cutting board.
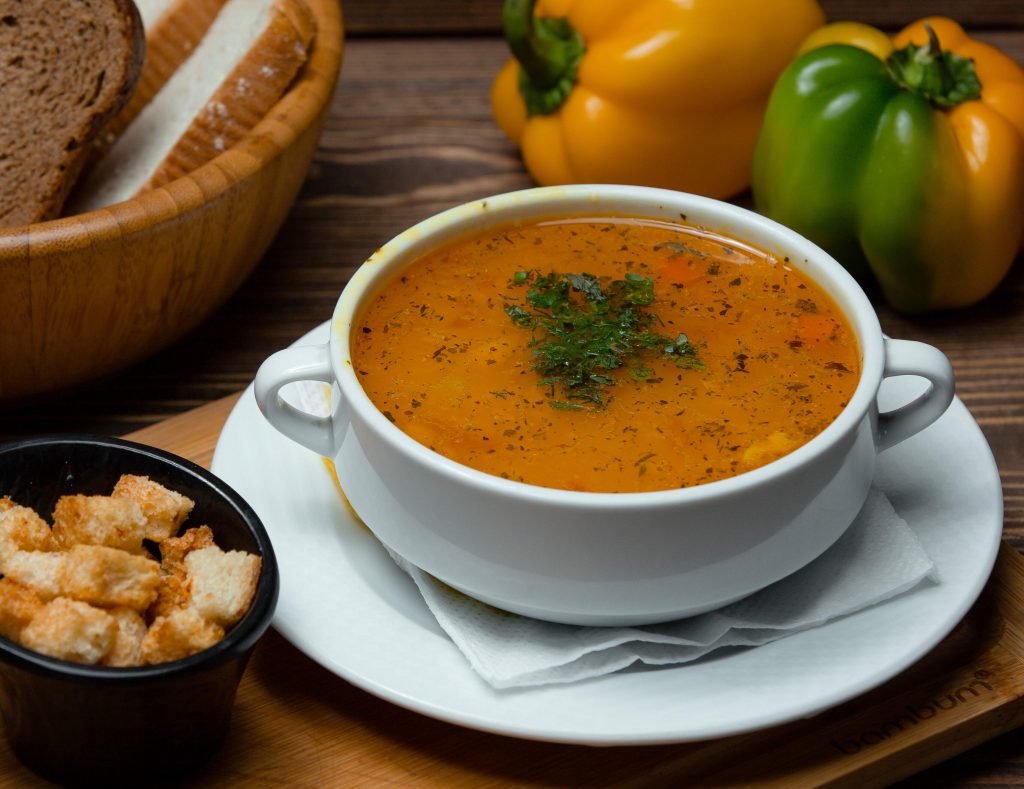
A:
[3,392,1021,787]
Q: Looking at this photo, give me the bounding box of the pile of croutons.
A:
[0,475,261,666]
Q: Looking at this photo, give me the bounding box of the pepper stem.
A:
[885,23,982,108]
[502,0,585,116]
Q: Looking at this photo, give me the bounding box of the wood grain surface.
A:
[0,2,1021,785]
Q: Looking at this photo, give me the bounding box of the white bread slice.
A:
[108,0,228,136]
[69,0,316,214]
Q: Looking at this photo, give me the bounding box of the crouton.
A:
[0,578,45,639]
[1,476,260,666]
[149,525,216,620]
[159,525,215,577]
[112,474,194,543]
[185,545,260,627]
[20,598,117,664]
[51,495,147,554]
[4,551,66,600]
[0,503,52,573]
[148,573,190,621]
[60,545,161,611]
[140,607,223,664]
[101,607,147,667]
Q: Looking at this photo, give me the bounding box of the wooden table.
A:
[1,1,1022,785]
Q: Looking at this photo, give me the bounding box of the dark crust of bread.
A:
[0,0,145,227]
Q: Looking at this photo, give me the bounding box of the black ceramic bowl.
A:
[0,436,279,786]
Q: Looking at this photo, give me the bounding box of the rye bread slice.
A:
[69,0,316,214]
[0,0,144,227]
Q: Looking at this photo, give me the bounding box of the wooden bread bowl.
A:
[0,0,343,402]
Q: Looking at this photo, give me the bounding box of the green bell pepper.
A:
[752,19,1024,314]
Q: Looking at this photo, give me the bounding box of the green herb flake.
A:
[564,272,606,303]
[504,304,533,327]
[504,271,703,408]
[621,272,655,305]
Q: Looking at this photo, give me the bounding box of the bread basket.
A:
[0,0,343,402]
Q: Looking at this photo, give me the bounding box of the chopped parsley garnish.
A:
[504,271,703,408]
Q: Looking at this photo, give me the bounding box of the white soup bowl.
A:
[254,185,954,626]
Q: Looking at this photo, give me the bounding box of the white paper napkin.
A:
[389,490,936,689]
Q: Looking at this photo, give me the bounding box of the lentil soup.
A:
[351,218,860,493]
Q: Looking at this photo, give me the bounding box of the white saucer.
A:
[212,322,1002,745]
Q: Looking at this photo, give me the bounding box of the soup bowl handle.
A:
[877,337,955,452]
[253,344,348,458]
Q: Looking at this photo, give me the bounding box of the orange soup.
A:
[351,218,860,493]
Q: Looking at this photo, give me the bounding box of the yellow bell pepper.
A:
[797,21,893,60]
[491,0,824,199]
[754,17,1024,312]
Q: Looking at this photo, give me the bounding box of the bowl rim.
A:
[0,0,343,254]
[329,184,885,507]
[0,434,279,682]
